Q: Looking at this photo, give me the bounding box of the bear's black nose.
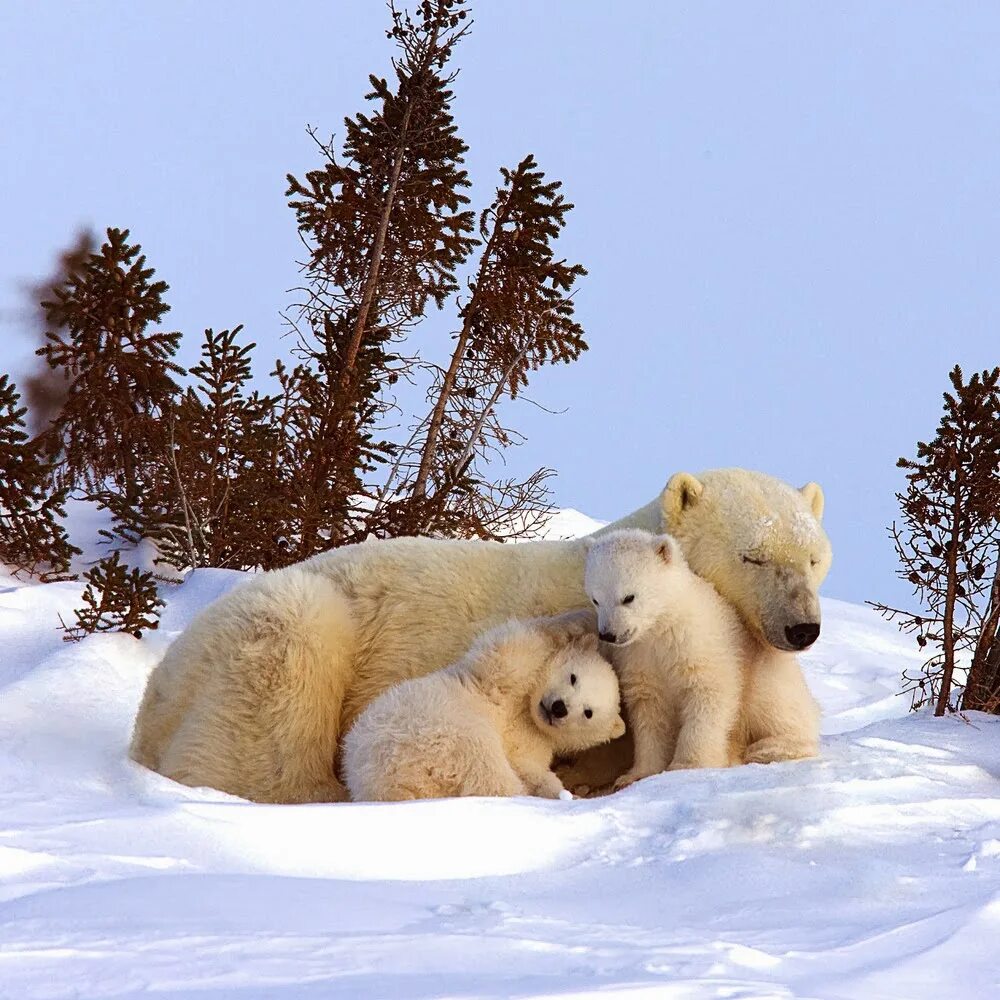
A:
[785,622,820,649]
[599,631,618,644]
[550,699,568,719]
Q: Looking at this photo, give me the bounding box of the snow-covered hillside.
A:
[1,524,999,999]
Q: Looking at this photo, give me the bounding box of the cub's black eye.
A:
[742,555,766,566]
[592,598,599,606]
[584,708,593,719]
[570,673,577,686]
[810,558,819,568]
[622,594,635,605]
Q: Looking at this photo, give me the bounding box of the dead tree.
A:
[870,366,1000,715]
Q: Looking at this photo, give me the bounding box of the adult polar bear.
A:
[130,468,832,803]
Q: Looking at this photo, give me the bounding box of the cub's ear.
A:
[543,608,597,641]
[574,631,600,653]
[661,472,704,530]
[611,715,627,739]
[800,481,825,521]
[582,535,596,551]
[655,534,676,565]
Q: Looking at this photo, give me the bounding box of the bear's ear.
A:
[611,715,626,739]
[800,482,825,522]
[661,472,704,529]
[544,608,597,642]
[655,534,675,565]
[574,631,600,652]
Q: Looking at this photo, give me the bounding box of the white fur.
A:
[130,468,831,802]
[585,530,821,789]
[343,614,625,801]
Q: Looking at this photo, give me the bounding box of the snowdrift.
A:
[2,529,999,999]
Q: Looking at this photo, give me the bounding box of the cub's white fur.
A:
[343,612,625,802]
[584,530,820,788]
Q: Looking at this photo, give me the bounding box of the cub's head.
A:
[660,468,832,652]
[584,529,685,647]
[531,635,626,753]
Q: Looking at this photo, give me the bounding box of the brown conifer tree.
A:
[36,228,185,511]
[871,365,1000,715]
[0,375,79,581]
[60,552,163,641]
[21,229,95,436]
[118,327,287,572]
[283,0,477,554]
[375,154,588,539]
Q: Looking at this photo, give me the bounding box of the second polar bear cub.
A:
[343,612,625,802]
[585,529,820,788]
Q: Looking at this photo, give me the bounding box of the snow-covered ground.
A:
[2,520,999,999]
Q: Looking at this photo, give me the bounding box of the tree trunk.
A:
[935,496,964,715]
[411,198,509,500]
[341,101,414,383]
[964,552,1000,710]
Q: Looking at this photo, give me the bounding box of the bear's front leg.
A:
[613,691,671,790]
[669,680,738,771]
[741,654,820,765]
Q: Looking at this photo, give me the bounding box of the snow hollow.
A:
[1,511,999,999]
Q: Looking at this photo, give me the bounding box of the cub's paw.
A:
[532,777,569,799]
[558,788,574,801]
[667,756,725,771]
[613,769,650,791]
[743,738,818,765]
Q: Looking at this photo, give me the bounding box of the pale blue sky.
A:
[2,2,998,606]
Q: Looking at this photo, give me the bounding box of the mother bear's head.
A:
[659,468,832,652]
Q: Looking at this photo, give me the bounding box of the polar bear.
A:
[584,530,820,790]
[343,613,625,802]
[130,468,831,803]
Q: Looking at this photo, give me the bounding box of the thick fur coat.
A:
[130,468,831,802]
[343,613,625,802]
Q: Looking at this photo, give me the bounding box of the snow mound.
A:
[1,547,998,998]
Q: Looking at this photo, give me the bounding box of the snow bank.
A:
[1,534,998,998]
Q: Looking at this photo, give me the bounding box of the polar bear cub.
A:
[585,529,821,788]
[343,612,626,802]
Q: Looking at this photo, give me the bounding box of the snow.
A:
[2,523,999,999]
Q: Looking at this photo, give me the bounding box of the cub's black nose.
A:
[785,622,820,650]
[599,631,618,644]
[550,699,568,719]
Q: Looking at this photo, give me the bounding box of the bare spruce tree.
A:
[283,0,477,555]
[375,154,588,539]
[870,365,1000,715]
